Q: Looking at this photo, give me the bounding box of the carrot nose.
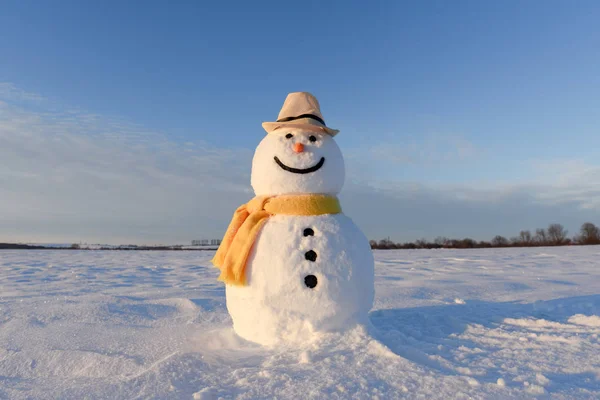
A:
[293,143,304,153]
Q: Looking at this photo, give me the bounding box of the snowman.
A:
[212,92,374,346]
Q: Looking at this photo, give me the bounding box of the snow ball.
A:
[466,377,479,386]
[193,388,218,400]
[225,214,374,345]
[258,370,271,378]
[535,373,550,386]
[526,384,545,394]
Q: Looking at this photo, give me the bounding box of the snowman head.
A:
[251,128,345,196]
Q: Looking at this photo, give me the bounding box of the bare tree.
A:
[491,235,509,247]
[578,222,600,245]
[415,238,429,249]
[461,238,477,248]
[535,228,548,245]
[434,236,449,247]
[378,238,394,249]
[519,230,533,246]
[547,223,568,245]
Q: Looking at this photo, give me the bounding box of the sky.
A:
[1,0,600,245]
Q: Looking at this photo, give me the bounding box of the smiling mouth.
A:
[273,156,325,174]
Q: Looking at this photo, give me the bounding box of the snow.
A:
[226,213,374,345]
[251,128,344,196]
[0,246,599,399]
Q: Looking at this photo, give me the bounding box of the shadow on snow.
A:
[369,294,600,386]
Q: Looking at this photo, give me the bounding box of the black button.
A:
[303,228,314,237]
[305,250,317,262]
[304,275,318,288]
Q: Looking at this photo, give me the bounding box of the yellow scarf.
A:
[212,194,342,286]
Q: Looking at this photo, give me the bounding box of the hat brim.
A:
[262,121,339,136]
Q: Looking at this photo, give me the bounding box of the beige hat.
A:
[262,92,339,136]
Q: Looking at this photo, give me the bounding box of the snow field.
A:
[0,247,599,399]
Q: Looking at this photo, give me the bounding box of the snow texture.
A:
[251,129,345,196]
[226,214,374,345]
[1,246,599,399]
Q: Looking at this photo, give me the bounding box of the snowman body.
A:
[226,213,374,345]
[219,95,375,346]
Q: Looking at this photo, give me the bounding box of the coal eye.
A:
[285,133,293,139]
[309,135,317,142]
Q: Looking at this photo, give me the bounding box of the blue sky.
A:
[1,1,600,244]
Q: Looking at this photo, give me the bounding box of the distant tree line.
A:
[0,243,217,251]
[370,222,600,249]
[0,243,47,250]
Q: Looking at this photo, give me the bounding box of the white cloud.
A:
[355,133,480,167]
[0,82,45,103]
[0,90,252,244]
[1,84,600,244]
